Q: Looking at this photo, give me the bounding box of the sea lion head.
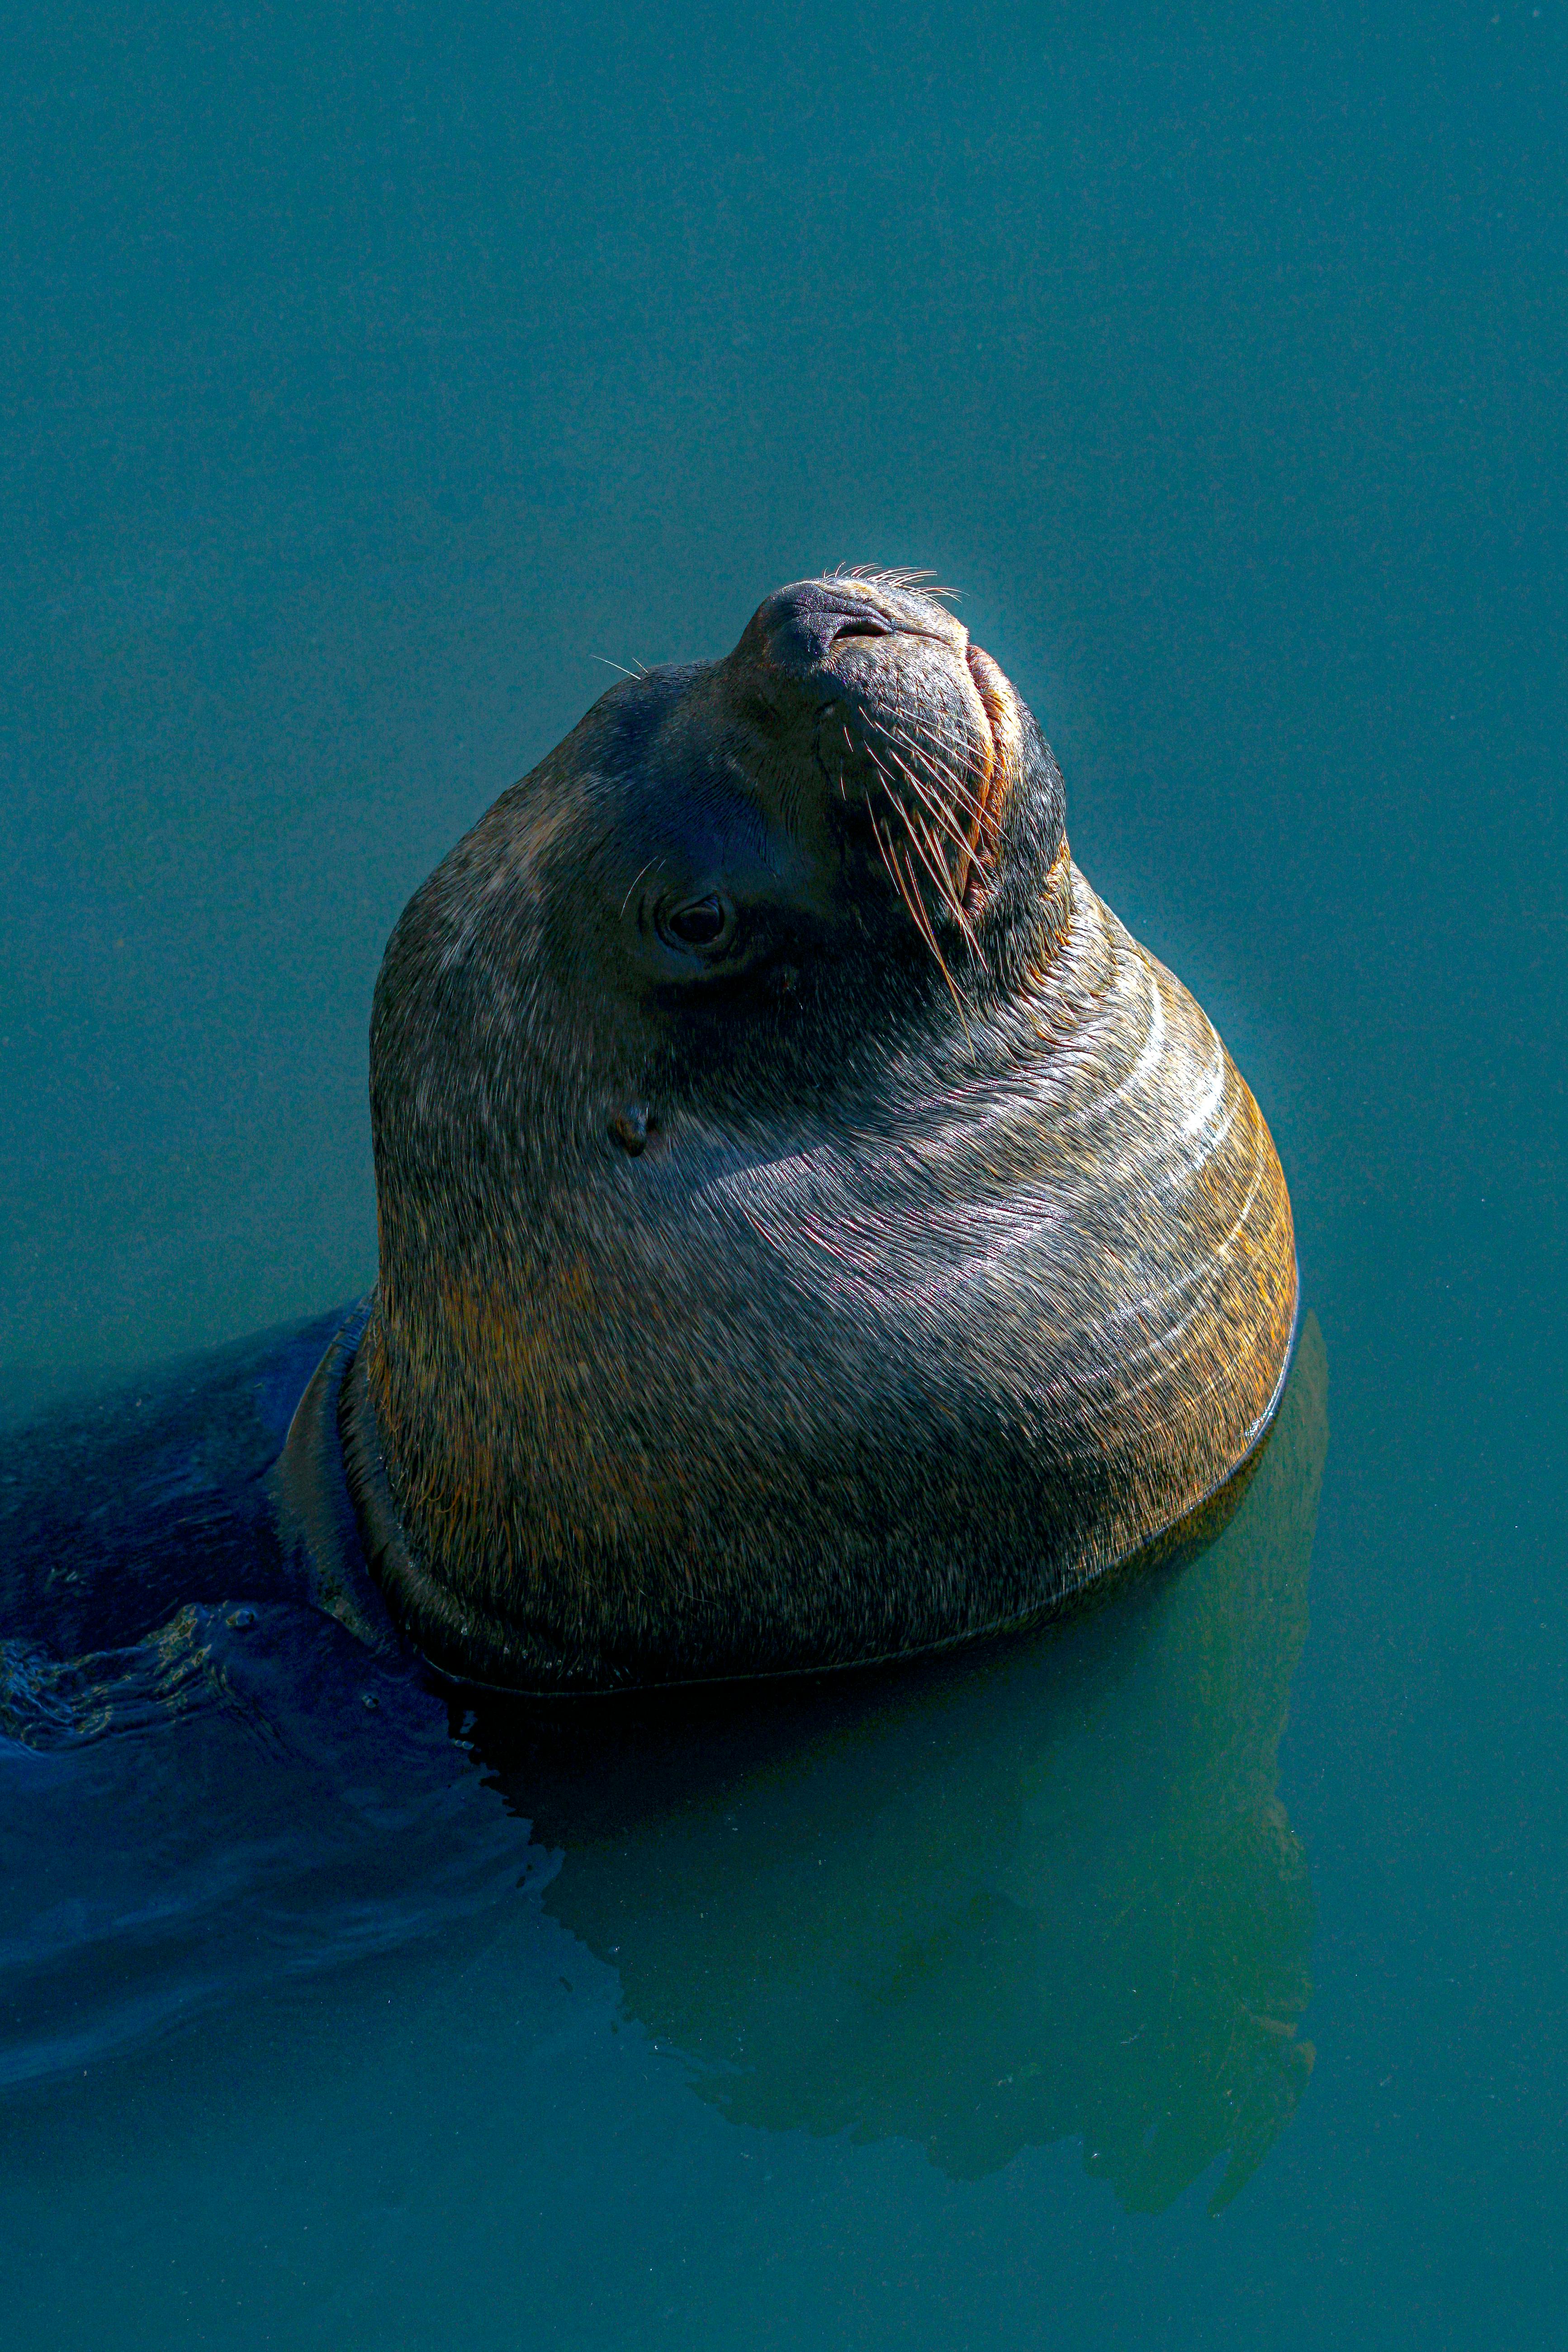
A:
[579,568,1070,1042]
[356,573,1295,1693]
[373,573,1069,1164]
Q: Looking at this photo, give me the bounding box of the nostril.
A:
[758,588,904,675]
[827,616,892,645]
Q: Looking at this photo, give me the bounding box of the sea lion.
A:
[336,568,1297,1692]
[1,570,1296,1696]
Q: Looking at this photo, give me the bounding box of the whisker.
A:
[907,806,987,956]
[620,856,665,918]
[878,741,976,857]
[895,841,970,1026]
[890,711,1001,883]
[879,738,973,851]
[858,728,989,954]
[861,741,902,801]
[886,827,941,960]
[904,806,988,969]
[893,786,966,909]
[865,744,964,871]
[884,700,982,759]
[876,741,984,911]
[916,814,971,913]
[883,719,986,814]
[867,799,914,916]
[889,709,990,789]
[867,799,968,1022]
[900,804,972,939]
[826,564,961,603]
[876,720,987,828]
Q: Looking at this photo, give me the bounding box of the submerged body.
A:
[4,574,1296,1692]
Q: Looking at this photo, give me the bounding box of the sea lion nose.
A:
[752,582,904,681]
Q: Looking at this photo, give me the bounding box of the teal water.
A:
[3,4,1565,2345]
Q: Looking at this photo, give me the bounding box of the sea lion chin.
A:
[347,570,1298,1694]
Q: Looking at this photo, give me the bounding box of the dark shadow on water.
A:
[469,1316,1329,2215]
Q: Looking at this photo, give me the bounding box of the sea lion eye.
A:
[659,894,731,951]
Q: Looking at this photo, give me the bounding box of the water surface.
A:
[2,3,1564,2345]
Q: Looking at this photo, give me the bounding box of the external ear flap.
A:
[609,1106,651,1155]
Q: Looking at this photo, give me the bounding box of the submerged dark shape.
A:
[355,570,1298,1689]
[475,1317,1327,2214]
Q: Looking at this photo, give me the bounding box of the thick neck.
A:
[341,1330,599,1690]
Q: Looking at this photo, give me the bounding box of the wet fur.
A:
[359,580,1296,1691]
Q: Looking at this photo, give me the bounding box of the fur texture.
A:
[355,577,1297,1690]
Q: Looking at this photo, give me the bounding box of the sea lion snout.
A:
[741,573,968,678]
[722,573,1026,946]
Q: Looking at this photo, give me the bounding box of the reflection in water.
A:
[476,1316,1326,2215]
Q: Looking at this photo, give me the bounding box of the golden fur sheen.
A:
[351,574,1297,1692]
